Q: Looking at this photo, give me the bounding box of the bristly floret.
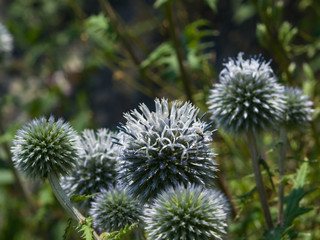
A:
[11,116,78,179]
[207,52,286,135]
[61,129,120,208]
[89,187,143,233]
[282,87,314,128]
[144,184,229,240]
[116,98,217,204]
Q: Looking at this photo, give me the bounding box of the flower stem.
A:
[247,131,274,230]
[48,173,101,240]
[277,126,287,226]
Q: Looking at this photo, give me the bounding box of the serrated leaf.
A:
[292,162,308,188]
[262,188,314,240]
[103,223,138,240]
[77,217,94,240]
[63,218,74,240]
[84,14,117,55]
[284,187,314,229]
[71,193,98,203]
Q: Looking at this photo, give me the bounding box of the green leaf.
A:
[140,42,179,80]
[204,0,217,12]
[256,23,269,48]
[63,218,74,240]
[154,0,175,8]
[259,157,275,191]
[84,14,117,55]
[70,193,98,203]
[77,217,94,240]
[102,223,138,240]
[278,21,298,51]
[292,162,308,188]
[284,187,314,229]
[263,162,315,239]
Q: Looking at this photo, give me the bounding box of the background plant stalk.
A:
[247,131,274,230]
[278,126,287,226]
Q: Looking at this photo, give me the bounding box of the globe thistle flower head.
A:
[61,128,120,207]
[0,23,13,53]
[11,116,78,179]
[282,87,314,128]
[207,52,286,135]
[144,184,229,240]
[116,98,217,203]
[89,187,143,233]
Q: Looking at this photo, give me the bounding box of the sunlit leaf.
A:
[77,217,94,240]
[70,193,98,203]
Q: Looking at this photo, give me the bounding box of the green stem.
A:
[247,131,274,230]
[278,126,287,226]
[164,2,193,102]
[48,173,101,240]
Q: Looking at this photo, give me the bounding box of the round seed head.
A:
[0,23,13,53]
[61,129,120,207]
[207,52,286,135]
[11,116,78,179]
[282,87,314,128]
[117,98,217,203]
[144,184,229,240]
[89,187,143,233]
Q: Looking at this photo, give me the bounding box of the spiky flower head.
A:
[89,187,143,233]
[61,129,120,207]
[11,116,78,179]
[207,52,286,135]
[144,184,229,240]
[0,23,13,53]
[116,98,217,203]
[282,87,314,128]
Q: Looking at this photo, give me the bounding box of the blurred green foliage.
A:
[0,0,320,239]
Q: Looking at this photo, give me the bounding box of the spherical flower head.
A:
[61,129,120,207]
[11,116,78,179]
[117,98,217,203]
[144,184,229,240]
[0,23,13,53]
[282,87,314,128]
[207,52,286,135]
[89,187,143,233]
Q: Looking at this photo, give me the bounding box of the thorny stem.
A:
[247,131,274,230]
[48,173,101,240]
[164,2,193,103]
[278,126,287,226]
